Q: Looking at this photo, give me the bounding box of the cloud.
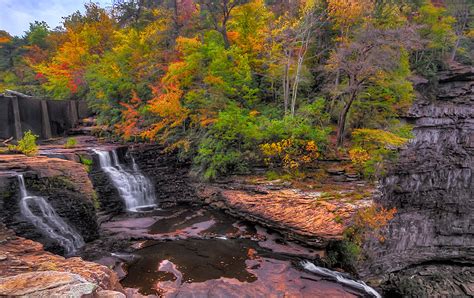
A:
[0,0,111,36]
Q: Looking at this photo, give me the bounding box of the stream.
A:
[84,204,376,297]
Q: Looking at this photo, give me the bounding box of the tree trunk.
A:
[450,37,461,62]
[282,70,288,114]
[220,27,230,49]
[283,49,292,115]
[336,92,356,147]
[290,47,306,116]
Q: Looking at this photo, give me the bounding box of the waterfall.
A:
[301,261,381,298]
[93,149,156,212]
[17,175,84,255]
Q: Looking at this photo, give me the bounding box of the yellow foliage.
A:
[204,75,225,86]
[142,84,189,141]
[176,36,201,55]
[163,139,192,154]
[352,128,409,150]
[349,146,370,170]
[327,0,374,39]
[260,139,320,170]
[249,110,260,117]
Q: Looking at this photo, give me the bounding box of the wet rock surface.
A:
[153,258,357,298]
[128,144,199,206]
[362,65,474,295]
[0,224,123,296]
[85,205,369,297]
[196,176,375,247]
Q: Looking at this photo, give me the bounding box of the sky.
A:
[0,0,111,37]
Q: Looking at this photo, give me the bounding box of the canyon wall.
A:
[362,65,473,296]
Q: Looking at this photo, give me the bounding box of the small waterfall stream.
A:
[301,261,381,297]
[93,149,156,212]
[18,175,84,255]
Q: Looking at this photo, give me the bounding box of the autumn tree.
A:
[33,3,116,98]
[411,3,456,77]
[446,0,473,62]
[327,0,375,41]
[326,26,421,146]
[86,11,177,123]
[0,25,52,94]
[198,0,247,49]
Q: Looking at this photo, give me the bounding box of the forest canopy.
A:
[0,0,472,179]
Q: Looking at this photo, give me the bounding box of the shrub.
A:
[260,138,320,171]
[79,155,93,172]
[348,147,370,173]
[326,240,361,273]
[64,137,78,149]
[194,105,261,180]
[327,205,396,272]
[262,115,330,145]
[349,128,409,178]
[193,104,330,180]
[344,205,397,246]
[8,130,39,156]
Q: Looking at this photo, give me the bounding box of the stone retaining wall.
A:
[0,95,91,140]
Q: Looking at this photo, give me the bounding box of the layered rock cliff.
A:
[362,64,474,295]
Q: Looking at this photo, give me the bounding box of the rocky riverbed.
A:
[0,137,376,297]
[83,205,368,297]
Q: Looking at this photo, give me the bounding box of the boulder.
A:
[0,271,97,297]
[0,224,123,295]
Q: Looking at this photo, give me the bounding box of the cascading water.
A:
[93,149,156,212]
[17,174,84,255]
[301,261,381,298]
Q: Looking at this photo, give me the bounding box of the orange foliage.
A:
[0,36,11,44]
[142,84,189,140]
[115,91,142,140]
[227,31,240,43]
[347,205,397,245]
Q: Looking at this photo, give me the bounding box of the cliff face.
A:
[362,65,474,295]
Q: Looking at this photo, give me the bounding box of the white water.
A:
[17,175,84,255]
[93,149,156,212]
[301,261,381,298]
